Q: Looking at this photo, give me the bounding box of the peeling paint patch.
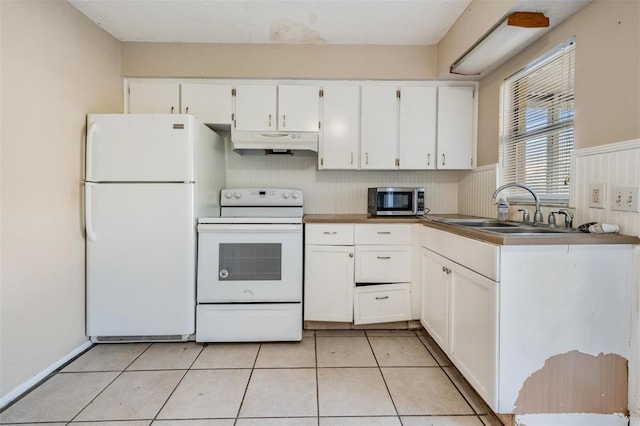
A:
[515,351,628,415]
[270,19,326,44]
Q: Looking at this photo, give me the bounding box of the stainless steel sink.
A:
[430,217,580,236]
[430,218,520,228]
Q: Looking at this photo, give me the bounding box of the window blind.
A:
[500,39,575,205]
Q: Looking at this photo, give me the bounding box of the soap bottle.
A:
[497,197,509,221]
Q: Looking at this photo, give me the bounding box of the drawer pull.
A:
[377,256,391,260]
[377,231,391,235]
[375,296,390,300]
[323,231,337,235]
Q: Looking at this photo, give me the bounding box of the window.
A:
[500,39,575,205]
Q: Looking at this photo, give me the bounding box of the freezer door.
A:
[86,114,196,182]
[86,182,195,338]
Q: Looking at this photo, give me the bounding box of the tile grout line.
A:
[148,342,205,424]
[233,342,262,425]
[65,342,155,424]
[364,330,403,425]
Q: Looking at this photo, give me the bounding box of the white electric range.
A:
[195,188,303,342]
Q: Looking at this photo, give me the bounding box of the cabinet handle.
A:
[375,296,389,300]
[377,256,391,260]
[427,153,431,166]
[282,114,286,128]
[442,153,446,166]
[377,231,391,235]
[323,231,337,235]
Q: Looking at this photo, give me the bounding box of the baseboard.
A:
[0,340,93,410]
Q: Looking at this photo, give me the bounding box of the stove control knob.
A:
[224,192,232,199]
[292,192,299,199]
[282,192,290,199]
[234,192,242,199]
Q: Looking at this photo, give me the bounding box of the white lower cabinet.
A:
[304,223,413,325]
[421,247,497,404]
[354,283,411,325]
[304,244,354,322]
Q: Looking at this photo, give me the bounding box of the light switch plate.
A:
[611,186,639,212]
[588,183,606,209]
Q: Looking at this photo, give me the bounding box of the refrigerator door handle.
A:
[86,121,98,181]
[85,183,97,242]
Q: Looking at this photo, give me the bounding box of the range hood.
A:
[231,130,318,153]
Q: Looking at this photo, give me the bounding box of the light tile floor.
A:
[0,329,504,426]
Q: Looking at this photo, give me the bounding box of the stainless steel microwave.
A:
[367,187,425,217]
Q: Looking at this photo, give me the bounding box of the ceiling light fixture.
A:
[450,12,550,76]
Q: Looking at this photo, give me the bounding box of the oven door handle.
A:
[197,224,302,233]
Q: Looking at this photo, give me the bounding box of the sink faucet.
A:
[557,208,574,228]
[493,183,543,225]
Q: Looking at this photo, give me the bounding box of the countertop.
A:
[303,214,640,246]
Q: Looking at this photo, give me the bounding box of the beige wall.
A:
[122,43,438,79]
[0,0,122,400]
[476,0,640,166]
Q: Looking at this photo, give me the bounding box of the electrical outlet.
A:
[611,186,639,212]
[589,183,606,208]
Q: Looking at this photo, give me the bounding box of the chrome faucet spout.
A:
[492,183,543,225]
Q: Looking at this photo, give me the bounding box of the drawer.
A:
[305,224,354,245]
[354,224,412,245]
[353,283,411,325]
[355,245,412,283]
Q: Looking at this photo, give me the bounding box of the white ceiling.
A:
[68,0,591,46]
[68,0,472,45]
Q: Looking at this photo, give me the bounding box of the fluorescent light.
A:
[450,12,550,76]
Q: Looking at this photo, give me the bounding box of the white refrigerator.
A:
[85,114,225,342]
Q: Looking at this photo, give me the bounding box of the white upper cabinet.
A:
[319,86,360,170]
[181,83,233,124]
[233,84,277,131]
[360,86,398,169]
[399,86,437,170]
[128,81,180,114]
[233,84,319,132]
[278,85,320,132]
[437,86,475,169]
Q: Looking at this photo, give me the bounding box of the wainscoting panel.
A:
[572,139,640,237]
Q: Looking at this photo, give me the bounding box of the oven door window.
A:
[218,243,281,281]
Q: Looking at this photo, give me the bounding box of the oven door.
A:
[197,223,302,303]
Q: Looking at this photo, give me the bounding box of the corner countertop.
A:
[303,214,640,246]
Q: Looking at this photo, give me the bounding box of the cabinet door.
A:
[128,81,180,114]
[319,86,360,170]
[420,249,450,350]
[360,86,398,169]
[437,86,475,169]
[449,261,497,404]
[234,84,277,131]
[181,83,233,124]
[304,245,354,322]
[278,85,320,132]
[399,86,437,169]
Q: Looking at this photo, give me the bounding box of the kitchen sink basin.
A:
[430,218,520,227]
[429,217,581,236]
